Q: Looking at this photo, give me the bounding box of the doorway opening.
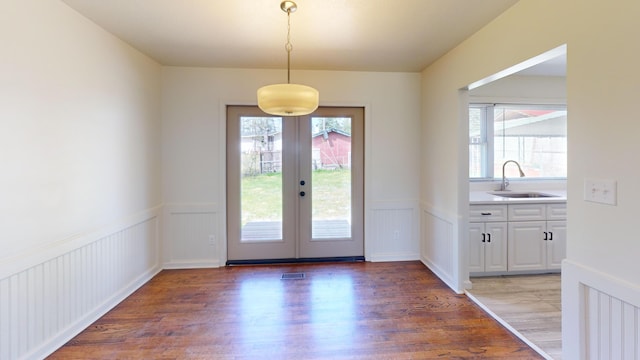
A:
[464,44,567,359]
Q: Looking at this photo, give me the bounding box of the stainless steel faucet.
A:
[499,160,525,191]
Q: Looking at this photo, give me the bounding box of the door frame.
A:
[223,105,367,264]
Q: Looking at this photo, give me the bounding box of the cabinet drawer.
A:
[546,203,567,220]
[508,204,546,221]
[470,205,508,222]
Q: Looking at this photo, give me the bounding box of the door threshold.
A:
[226,256,365,266]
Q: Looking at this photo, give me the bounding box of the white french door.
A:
[226,106,364,262]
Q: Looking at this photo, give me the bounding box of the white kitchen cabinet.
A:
[508,204,566,271]
[469,205,508,274]
[546,220,567,269]
[508,221,547,271]
[469,221,508,273]
[470,202,566,275]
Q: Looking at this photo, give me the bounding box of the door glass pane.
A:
[311,117,352,239]
[240,116,283,241]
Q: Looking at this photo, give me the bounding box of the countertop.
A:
[470,190,567,205]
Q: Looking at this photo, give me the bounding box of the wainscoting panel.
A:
[367,201,419,262]
[420,203,456,291]
[563,259,640,360]
[0,210,161,360]
[163,204,220,268]
[585,284,639,359]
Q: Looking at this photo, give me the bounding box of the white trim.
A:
[220,101,373,263]
[564,260,640,307]
[369,253,420,262]
[469,96,567,105]
[163,259,221,269]
[162,203,221,267]
[562,259,640,359]
[466,291,554,360]
[0,210,161,359]
[0,206,161,281]
[468,45,567,90]
[420,202,460,293]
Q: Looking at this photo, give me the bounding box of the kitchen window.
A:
[470,104,567,180]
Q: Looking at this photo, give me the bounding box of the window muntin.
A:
[470,104,567,180]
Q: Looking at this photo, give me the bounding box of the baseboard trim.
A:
[226,256,365,266]
[163,259,222,269]
[368,253,420,262]
[420,257,461,294]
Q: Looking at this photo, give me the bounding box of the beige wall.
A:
[161,67,422,265]
[420,0,640,357]
[0,1,162,358]
[0,1,162,263]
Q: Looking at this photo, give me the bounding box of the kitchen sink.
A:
[489,192,559,198]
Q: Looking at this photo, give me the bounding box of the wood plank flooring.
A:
[48,261,542,359]
[466,275,562,360]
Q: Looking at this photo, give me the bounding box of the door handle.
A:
[300,180,305,186]
[299,191,305,197]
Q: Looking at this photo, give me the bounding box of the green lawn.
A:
[241,169,351,225]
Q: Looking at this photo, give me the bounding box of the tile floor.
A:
[466,274,562,360]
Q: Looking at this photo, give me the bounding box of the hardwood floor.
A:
[466,275,562,360]
[49,261,542,359]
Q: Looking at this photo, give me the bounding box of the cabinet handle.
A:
[487,233,491,243]
[549,232,553,241]
[543,232,548,240]
[481,212,492,216]
[481,233,486,243]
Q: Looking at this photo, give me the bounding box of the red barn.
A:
[312,129,351,169]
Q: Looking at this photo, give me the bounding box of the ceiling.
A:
[62,0,522,73]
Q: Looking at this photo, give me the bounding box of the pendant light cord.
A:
[285,9,292,84]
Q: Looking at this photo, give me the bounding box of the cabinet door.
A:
[546,220,567,269]
[508,221,546,271]
[468,223,485,273]
[485,222,508,272]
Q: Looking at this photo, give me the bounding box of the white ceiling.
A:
[62,0,522,72]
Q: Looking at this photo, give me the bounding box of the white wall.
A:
[420,0,640,357]
[0,1,162,261]
[0,1,162,358]
[161,67,422,266]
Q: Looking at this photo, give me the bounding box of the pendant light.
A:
[257,1,319,116]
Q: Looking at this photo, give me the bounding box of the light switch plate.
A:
[584,178,617,205]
